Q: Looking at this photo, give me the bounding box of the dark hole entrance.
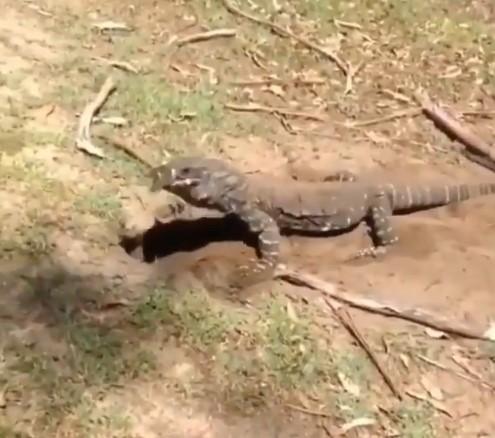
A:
[119,213,258,263]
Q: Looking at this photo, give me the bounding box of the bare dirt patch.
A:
[1,1,495,437]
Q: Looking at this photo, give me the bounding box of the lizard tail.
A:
[388,182,495,210]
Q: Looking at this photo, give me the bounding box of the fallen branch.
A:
[225,102,326,122]
[75,77,116,158]
[176,28,237,46]
[275,266,493,341]
[415,91,495,171]
[325,300,402,399]
[222,0,349,77]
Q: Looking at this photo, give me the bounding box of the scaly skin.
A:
[150,156,495,287]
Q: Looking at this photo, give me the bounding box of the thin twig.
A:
[286,404,333,418]
[225,102,326,121]
[92,21,131,32]
[325,300,402,399]
[230,77,325,86]
[344,103,495,130]
[97,134,154,169]
[344,108,422,128]
[416,354,495,392]
[222,0,349,77]
[462,110,495,118]
[344,60,366,95]
[275,266,493,341]
[176,28,237,46]
[92,56,139,74]
[75,77,116,158]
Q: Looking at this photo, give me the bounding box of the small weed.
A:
[65,322,155,385]
[131,286,174,328]
[72,396,133,437]
[4,317,155,435]
[133,287,235,349]
[110,75,224,154]
[26,130,69,148]
[258,297,331,389]
[332,349,371,387]
[0,212,52,258]
[75,189,122,222]
[396,402,435,438]
[115,75,223,127]
[132,289,338,407]
[334,392,374,422]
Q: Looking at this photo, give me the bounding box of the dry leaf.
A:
[337,372,360,397]
[425,327,448,339]
[365,130,390,145]
[75,138,106,158]
[483,321,495,341]
[94,116,128,126]
[420,375,444,401]
[399,353,410,369]
[451,351,483,380]
[195,63,218,85]
[440,66,462,79]
[338,417,376,435]
[286,301,299,322]
[92,21,131,32]
[262,84,285,99]
[406,390,453,418]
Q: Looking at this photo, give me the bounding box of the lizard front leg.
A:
[232,207,281,289]
[355,192,399,258]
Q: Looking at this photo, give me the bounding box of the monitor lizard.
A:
[149,156,495,288]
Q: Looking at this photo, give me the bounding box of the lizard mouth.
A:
[171,178,200,187]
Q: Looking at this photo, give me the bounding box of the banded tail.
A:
[385,182,495,211]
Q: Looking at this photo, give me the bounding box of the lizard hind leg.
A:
[355,193,399,259]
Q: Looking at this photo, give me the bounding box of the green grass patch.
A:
[74,187,123,223]
[131,286,370,412]
[396,402,435,438]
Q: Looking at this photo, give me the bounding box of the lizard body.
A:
[150,156,495,287]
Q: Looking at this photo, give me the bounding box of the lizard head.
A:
[149,156,248,209]
[150,156,205,192]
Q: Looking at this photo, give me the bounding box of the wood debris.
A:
[75,76,116,158]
